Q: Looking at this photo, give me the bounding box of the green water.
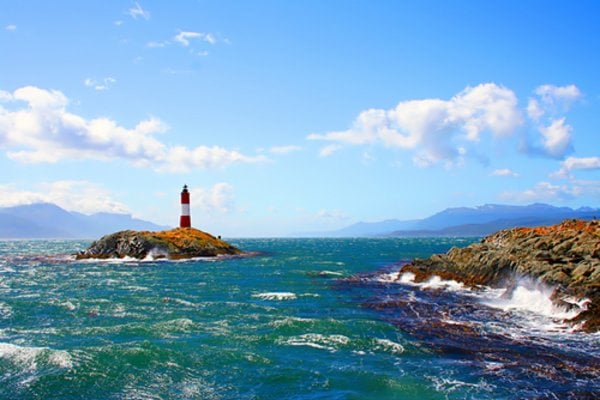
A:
[0,238,597,399]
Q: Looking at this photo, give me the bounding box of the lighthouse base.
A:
[180,216,191,228]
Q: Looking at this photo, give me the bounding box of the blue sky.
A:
[1,1,599,236]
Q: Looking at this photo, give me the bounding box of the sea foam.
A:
[483,282,587,321]
[0,342,73,370]
[0,302,13,319]
[378,271,465,292]
[372,338,405,355]
[279,333,350,352]
[252,292,297,301]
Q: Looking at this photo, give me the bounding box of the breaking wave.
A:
[0,342,73,371]
[252,292,298,301]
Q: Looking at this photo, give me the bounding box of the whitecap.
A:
[421,275,465,291]
[252,292,297,301]
[278,333,350,352]
[483,282,586,321]
[123,285,150,292]
[374,271,418,285]
[0,342,73,370]
[61,301,78,311]
[269,316,315,328]
[399,272,416,284]
[429,375,494,394]
[142,247,169,261]
[317,270,345,277]
[478,278,594,335]
[162,297,197,307]
[374,271,401,283]
[47,349,74,369]
[372,338,405,355]
[0,302,13,319]
[152,318,196,338]
[392,272,466,291]
[155,318,195,330]
[111,304,126,316]
[300,293,321,298]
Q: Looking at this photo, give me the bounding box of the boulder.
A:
[401,219,600,332]
[76,227,241,260]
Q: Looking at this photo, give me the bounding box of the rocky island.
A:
[76,227,242,260]
[400,219,600,332]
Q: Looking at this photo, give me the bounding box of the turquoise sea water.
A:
[0,238,598,399]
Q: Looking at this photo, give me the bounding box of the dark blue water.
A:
[0,238,598,399]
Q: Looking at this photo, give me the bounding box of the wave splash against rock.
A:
[75,228,241,260]
[400,219,600,332]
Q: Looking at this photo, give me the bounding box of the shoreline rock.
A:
[75,227,242,260]
[400,219,600,332]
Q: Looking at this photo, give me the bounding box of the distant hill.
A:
[0,203,169,239]
[331,218,420,237]
[319,203,600,237]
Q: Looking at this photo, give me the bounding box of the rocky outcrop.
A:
[401,219,600,332]
[76,227,241,260]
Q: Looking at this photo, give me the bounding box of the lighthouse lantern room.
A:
[180,185,191,228]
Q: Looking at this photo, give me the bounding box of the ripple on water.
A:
[1,238,598,399]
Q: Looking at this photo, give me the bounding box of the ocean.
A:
[0,238,598,399]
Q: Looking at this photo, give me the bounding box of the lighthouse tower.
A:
[180,185,191,228]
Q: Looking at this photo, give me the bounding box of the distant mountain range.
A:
[2,202,598,239]
[0,203,169,239]
[319,203,600,237]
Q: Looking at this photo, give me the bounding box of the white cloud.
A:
[315,209,349,221]
[146,41,168,48]
[526,98,544,121]
[146,31,219,58]
[534,84,582,112]
[5,24,16,32]
[84,77,116,91]
[318,144,342,157]
[551,156,600,179]
[500,179,600,204]
[174,31,216,47]
[191,183,235,214]
[499,181,578,203]
[309,83,584,164]
[491,168,519,177]
[538,117,573,158]
[269,145,302,155]
[524,84,581,158]
[0,85,266,171]
[159,146,266,173]
[308,83,522,166]
[0,181,129,214]
[128,2,150,20]
[562,156,600,171]
[527,84,582,121]
[0,90,12,101]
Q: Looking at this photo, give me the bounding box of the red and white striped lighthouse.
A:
[179,184,191,228]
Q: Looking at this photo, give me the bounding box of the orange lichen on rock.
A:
[152,228,227,250]
[76,227,241,260]
[514,219,600,237]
